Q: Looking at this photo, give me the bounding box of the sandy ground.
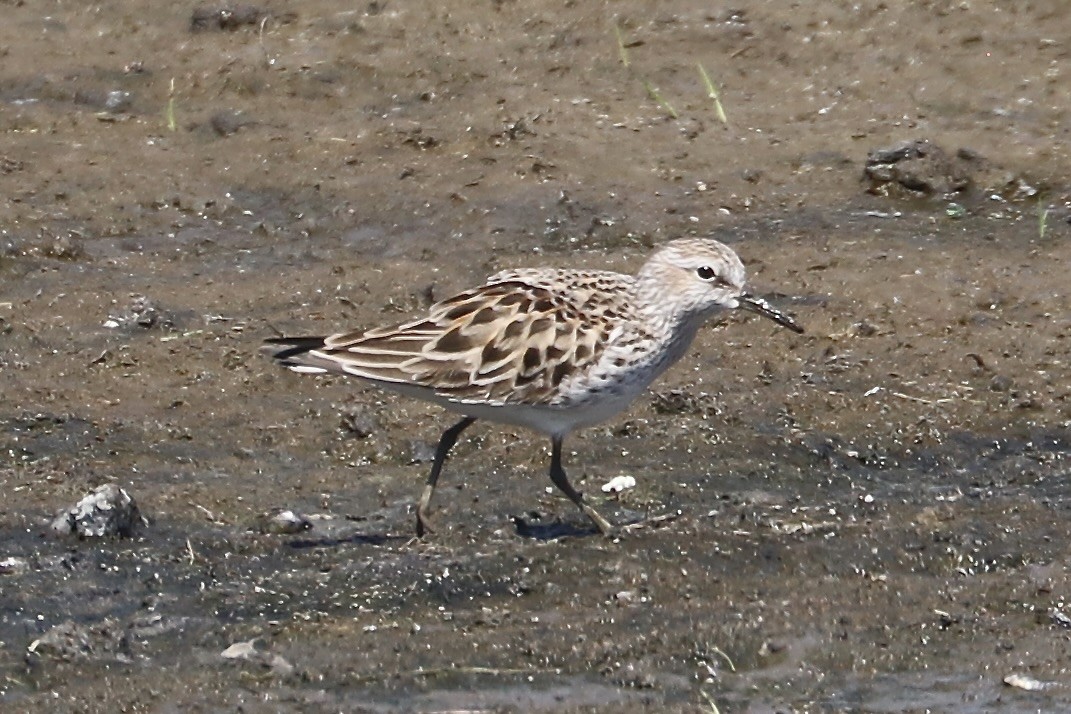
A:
[2,1,1071,711]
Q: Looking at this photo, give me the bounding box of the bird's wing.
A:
[269,278,620,406]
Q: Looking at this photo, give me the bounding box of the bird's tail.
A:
[263,336,336,374]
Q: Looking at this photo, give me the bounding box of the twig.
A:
[890,390,954,405]
[622,510,684,530]
[191,502,218,521]
[258,16,276,68]
[699,689,721,714]
[863,385,965,406]
[709,645,736,673]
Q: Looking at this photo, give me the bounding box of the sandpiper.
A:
[266,238,803,536]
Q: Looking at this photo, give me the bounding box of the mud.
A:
[2,1,1071,711]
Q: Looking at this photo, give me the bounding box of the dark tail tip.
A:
[263,336,328,363]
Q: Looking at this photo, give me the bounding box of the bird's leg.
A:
[548,437,615,535]
[416,416,477,538]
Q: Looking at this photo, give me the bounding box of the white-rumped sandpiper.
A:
[266,238,803,536]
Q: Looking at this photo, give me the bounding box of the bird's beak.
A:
[737,293,804,334]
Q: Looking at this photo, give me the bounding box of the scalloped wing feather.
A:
[307,276,629,406]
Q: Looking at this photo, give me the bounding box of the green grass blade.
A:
[165,77,177,132]
[697,63,728,124]
[614,24,630,67]
[643,80,678,119]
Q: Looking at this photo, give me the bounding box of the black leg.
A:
[416,416,477,537]
[548,437,614,535]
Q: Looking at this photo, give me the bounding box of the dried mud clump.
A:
[864,139,976,197]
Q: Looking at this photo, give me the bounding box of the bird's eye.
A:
[696,266,716,281]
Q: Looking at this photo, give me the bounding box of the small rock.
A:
[741,168,763,183]
[864,139,972,197]
[254,508,312,535]
[73,89,133,114]
[990,374,1013,392]
[852,321,878,337]
[43,231,85,260]
[51,484,145,538]
[408,440,437,464]
[28,618,131,662]
[0,556,29,575]
[103,90,133,113]
[602,475,637,493]
[191,4,267,31]
[221,638,294,676]
[209,109,255,136]
[340,406,378,438]
[221,640,259,659]
[129,614,188,639]
[1003,673,1051,691]
[104,294,172,331]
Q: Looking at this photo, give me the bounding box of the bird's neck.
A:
[628,278,711,371]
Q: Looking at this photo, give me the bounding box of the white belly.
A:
[378,381,640,438]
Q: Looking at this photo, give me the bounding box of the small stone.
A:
[221,640,259,659]
[990,375,1013,392]
[602,475,637,493]
[222,639,294,676]
[51,484,145,538]
[209,109,255,136]
[0,556,29,575]
[103,90,133,113]
[28,618,131,662]
[340,406,378,438]
[1003,673,1051,691]
[1051,609,1071,629]
[864,139,972,197]
[255,508,312,535]
[408,440,437,464]
[191,4,268,32]
[105,294,173,331]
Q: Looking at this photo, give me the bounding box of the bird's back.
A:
[268,268,649,412]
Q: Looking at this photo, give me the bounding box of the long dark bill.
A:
[737,294,805,334]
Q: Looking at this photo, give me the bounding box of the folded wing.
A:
[266,280,616,406]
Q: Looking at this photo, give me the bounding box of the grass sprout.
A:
[614,23,630,67]
[643,80,679,119]
[165,78,177,132]
[697,63,727,123]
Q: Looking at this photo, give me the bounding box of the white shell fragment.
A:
[1003,673,1052,691]
[601,475,637,493]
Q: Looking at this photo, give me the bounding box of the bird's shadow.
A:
[286,532,401,549]
[510,515,601,540]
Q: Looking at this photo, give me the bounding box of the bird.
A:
[265,238,803,537]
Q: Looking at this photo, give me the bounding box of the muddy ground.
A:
[2,1,1071,711]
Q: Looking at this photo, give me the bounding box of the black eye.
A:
[696,266,716,281]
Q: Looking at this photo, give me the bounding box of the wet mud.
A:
[2,1,1070,711]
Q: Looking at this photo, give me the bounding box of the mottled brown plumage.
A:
[266,238,803,537]
[313,278,622,406]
